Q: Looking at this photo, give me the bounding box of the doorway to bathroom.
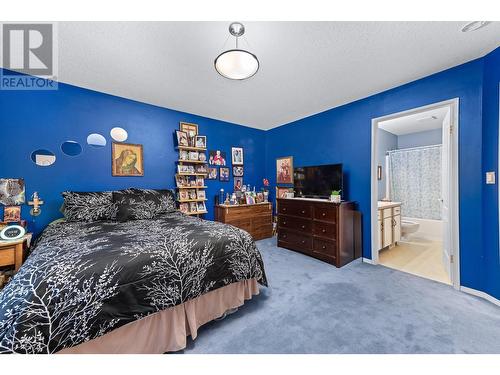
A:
[370,99,460,288]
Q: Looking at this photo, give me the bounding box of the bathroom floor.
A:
[379,238,451,285]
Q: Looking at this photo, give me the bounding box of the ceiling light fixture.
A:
[461,21,491,32]
[214,22,259,80]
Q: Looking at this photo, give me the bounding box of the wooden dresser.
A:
[277,198,359,267]
[215,202,273,240]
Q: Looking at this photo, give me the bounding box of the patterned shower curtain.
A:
[388,145,442,220]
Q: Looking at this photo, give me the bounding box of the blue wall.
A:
[266,57,487,294]
[0,70,266,234]
[397,128,442,149]
[482,47,500,299]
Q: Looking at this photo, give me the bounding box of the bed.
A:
[0,209,267,354]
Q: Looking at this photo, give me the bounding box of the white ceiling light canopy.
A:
[461,21,491,32]
[214,22,259,80]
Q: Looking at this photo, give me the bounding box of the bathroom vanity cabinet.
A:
[378,202,401,250]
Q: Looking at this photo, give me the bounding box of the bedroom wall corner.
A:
[0,69,267,235]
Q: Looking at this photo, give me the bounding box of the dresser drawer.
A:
[278,201,312,218]
[227,219,252,233]
[313,204,337,222]
[278,228,312,251]
[0,247,16,266]
[313,221,337,239]
[278,216,312,232]
[312,238,337,262]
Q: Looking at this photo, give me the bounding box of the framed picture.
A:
[197,201,206,212]
[198,153,207,162]
[234,177,243,191]
[232,166,244,177]
[197,190,206,200]
[195,136,206,149]
[245,194,255,205]
[176,130,189,147]
[231,147,244,165]
[188,190,197,200]
[195,164,207,174]
[175,175,187,187]
[179,202,189,214]
[207,167,217,180]
[256,192,264,203]
[180,122,198,137]
[196,177,205,187]
[179,150,188,160]
[3,206,21,222]
[276,156,293,184]
[112,143,144,177]
[219,167,230,182]
[276,186,292,199]
[179,191,188,201]
[0,178,25,205]
[209,150,226,166]
[189,151,199,161]
[189,202,198,213]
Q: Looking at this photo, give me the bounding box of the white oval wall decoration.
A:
[110,127,128,142]
[87,133,107,147]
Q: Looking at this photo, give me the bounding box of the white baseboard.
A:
[362,257,377,265]
[460,286,500,307]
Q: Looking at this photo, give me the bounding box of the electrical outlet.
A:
[486,171,496,184]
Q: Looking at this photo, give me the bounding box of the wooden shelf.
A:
[176,186,207,189]
[176,146,207,152]
[183,210,208,215]
[176,173,207,176]
[177,160,208,164]
[178,199,208,203]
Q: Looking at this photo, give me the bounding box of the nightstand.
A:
[0,233,32,272]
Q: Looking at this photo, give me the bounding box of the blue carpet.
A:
[180,238,500,354]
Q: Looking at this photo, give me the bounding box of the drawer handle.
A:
[322,212,326,217]
[282,208,287,211]
[322,229,326,233]
[301,225,305,229]
[282,234,287,238]
[301,240,305,244]
[283,221,287,225]
[322,245,326,250]
[301,210,305,214]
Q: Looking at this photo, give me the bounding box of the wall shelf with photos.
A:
[175,122,208,217]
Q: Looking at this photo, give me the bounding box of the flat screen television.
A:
[293,164,343,199]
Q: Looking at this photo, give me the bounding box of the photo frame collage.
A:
[276,156,294,200]
[175,122,208,215]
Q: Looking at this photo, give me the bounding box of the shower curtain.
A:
[388,145,442,220]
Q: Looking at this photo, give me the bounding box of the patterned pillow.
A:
[112,188,176,222]
[61,191,117,222]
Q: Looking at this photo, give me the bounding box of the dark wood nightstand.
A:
[0,233,32,272]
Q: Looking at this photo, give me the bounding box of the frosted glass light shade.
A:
[214,49,259,80]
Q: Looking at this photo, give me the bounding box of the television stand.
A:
[276,198,361,267]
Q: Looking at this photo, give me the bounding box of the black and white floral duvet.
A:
[0,212,267,354]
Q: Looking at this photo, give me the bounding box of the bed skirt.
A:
[58,278,259,354]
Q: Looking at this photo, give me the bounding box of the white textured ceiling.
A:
[379,106,449,135]
[45,22,500,129]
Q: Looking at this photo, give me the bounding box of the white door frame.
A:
[370,98,460,289]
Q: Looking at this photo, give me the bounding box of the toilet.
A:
[401,220,420,239]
